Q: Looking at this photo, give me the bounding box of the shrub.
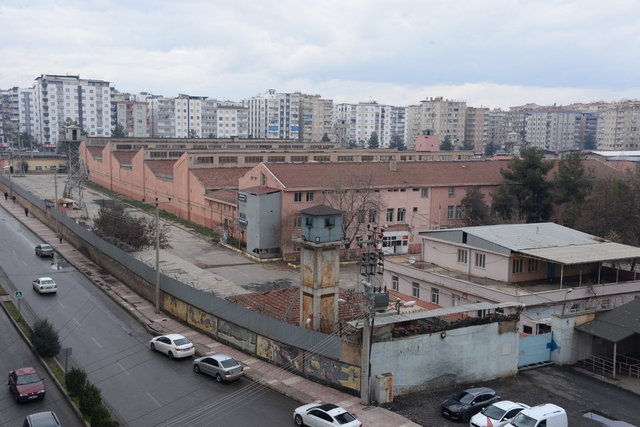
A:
[79,384,102,418]
[65,367,87,397]
[90,405,119,427]
[31,319,61,357]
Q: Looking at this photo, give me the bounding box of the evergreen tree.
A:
[31,319,61,358]
[321,133,331,142]
[388,134,406,151]
[583,133,597,150]
[367,132,379,149]
[439,135,454,151]
[484,141,498,157]
[461,140,475,151]
[552,151,593,227]
[461,187,493,226]
[112,123,126,138]
[492,147,554,222]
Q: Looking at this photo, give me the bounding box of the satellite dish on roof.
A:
[408,257,416,265]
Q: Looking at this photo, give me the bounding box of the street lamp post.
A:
[561,288,574,316]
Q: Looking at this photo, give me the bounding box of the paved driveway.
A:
[392,365,640,426]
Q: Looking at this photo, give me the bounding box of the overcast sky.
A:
[1,0,639,108]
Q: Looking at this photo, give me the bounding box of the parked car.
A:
[8,367,45,402]
[35,244,54,258]
[441,387,501,423]
[193,354,243,382]
[23,411,61,427]
[149,333,195,359]
[471,400,530,427]
[293,403,361,427]
[32,277,57,294]
[505,403,567,427]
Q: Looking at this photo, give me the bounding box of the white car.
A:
[149,333,195,359]
[32,277,57,294]
[470,400,529,427]
[293,403,361,427]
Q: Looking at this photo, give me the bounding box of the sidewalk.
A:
[0,196,419,427]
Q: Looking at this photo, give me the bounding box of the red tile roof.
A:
[146,160,176,176]
[263,160,511,190]
[113,151,136,164]
[191,167,251,189]
[87,146,103,159]
[204,189,237,204]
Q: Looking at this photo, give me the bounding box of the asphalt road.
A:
[392,365,640,427]
[0,298,83,427]
[0,205,300,426]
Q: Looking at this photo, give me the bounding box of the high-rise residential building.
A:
[1,88,21,145]
[596,101,640,150]
[201,100,249,139]
[523,108,599,152]
[486,109,508,150]
[464,107,489,151]
[390,106,406,145]
[244,90,301,140]
[112,92,150,137]
[405,97,466,149]
[333,101,398,147]
[300,94,333,142]
[34,74,112,147]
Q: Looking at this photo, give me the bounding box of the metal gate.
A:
[518,332,554,367]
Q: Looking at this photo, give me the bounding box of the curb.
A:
[0,299,88,426]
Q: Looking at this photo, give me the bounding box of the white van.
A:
[504,403,568,427]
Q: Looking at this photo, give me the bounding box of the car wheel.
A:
[294,414,304,426]
[461,412,471,423]
[168,351,174,360]
[193,365,200,373]
[150,343,155,351]
[215,373,223,383]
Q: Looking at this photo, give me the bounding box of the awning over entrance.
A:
[576,298,640,343]
[518,242,640,265]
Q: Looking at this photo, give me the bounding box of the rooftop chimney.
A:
[389,159,398,171]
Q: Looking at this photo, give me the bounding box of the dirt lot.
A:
[391,365,640,427]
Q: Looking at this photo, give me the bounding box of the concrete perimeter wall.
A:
[0,174,362,396]
[370,321,519,395]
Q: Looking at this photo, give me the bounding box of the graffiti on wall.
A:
[163,295,188,320]
[187,305,218,336]
[256,336,303,373]
[218,320,256,353]
[304,353,361,392]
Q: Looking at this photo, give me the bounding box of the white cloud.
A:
[1,0,639,107]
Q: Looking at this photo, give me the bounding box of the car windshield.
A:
[173,338,190,346]
[16,373,41,385]
[510,412,537,427]
[41,245,52,250]
[482,404,506,420]
[334,412,357,424]
[41,279,54,285]
[220,359,238,368]
[454,391,474,404]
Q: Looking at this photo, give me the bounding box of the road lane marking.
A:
[58,301,65,309]
[146,391,162,408]
[117,362,130,375]
[73,318,80,326]
[90,337,103,348]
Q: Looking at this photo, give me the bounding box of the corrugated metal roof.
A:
[519,242,640,264]
[576,298,640,343]
[347,301,522,328]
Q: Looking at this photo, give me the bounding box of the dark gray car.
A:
[193,354,243,382]
[441,387,500,423]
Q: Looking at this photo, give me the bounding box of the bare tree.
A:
[321,170,384,258]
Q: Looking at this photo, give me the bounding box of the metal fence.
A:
[0,174,341,359]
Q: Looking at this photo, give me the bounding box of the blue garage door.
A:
[518,332,554,367]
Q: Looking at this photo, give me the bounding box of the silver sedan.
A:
[193,354,243,382]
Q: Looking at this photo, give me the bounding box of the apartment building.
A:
[333,101,398,147]
[486,109,508,149]
[405,97,467,149]
[596,101,640,150]
[464,107,489,151]
[33,74,112,147]
[300,94,333,142]
[201,100,249,139]
[243,89,301,140]
[112,92,151,138]
[0,88,20,145]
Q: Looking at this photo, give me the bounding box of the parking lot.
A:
[392,365,640,426]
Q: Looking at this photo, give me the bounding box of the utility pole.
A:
[358,224,385,405]
[145,199,171,313]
